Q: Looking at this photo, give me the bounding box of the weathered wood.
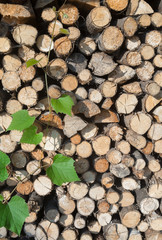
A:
[153,54,162,68]
[41,7,56,22]
[89,184,105,200]
[48,20,63,38]
[106,149,122,164]
[74,157,89,174]
[134,0,154,15]
[59,214,74,227]
[16,180,33,195]
[92,135,111,156]
[117,17,138,37]
[126,130,146,150]
[44,199,60,223]
[74,100,101,118]
[11,150,28,169]
[58,4,79,25]
[104,223,128,240]
[125,36,141,51]
[140,44,155,60]
[2,71,21,92]
[86,6,111,34]
[40,128,62,151]
[137,14,151,28]
[145,30,162,48]
[76,141,92,158]
[88,89,102,104]
[118,51,142,67]
[104,0,129,12]
[0,37,11,54]
[18,86,37,107]
[87,220,101,234]
[141,81,160,96]
[61,74,78,91]
[79,37,96,56]
[94,157,109,173]
[75,87,88,100]
[77,197,95,216]
[0,134,17,153]
[54,37,73,58]
[2,54,21,72]
[67,53,87,73]
[33,175,52,196]
[82,170,97,183]
[119,191,135,207]
[122,177,139,191]
[120,206,141,228]
[74,213,86,229]
[24,223,36,238]
[35,220,59,240]
[19,63,36,83]
[80,231,92,240]
[116,140,131,154]
[94,110,119,123]
[36,34,53,53]
[68,27,80,42]
[116,93,138,114]
[18,45,35,61]
[47,58,68,80]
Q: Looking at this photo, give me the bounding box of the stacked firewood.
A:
[0,0,162,239]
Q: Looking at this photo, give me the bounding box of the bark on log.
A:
[67,53,87,73]
[74,158,89,174]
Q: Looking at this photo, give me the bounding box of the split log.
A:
[33,175,52,196]
[78,69,92,85]
[79,37,96,56]
[75,87,88,100]
[12,24,38,46]
[19,63,36,83]
[2,72,21,91]
[18,86,37,107]
[18,45,35,61]
[94,157,109,173]
[88,52,117,76]
[81,124,98,141]
[63,115,87,138]
[140,44,155,60]
[61,74,78,91]
[47,58,68,80]
[86,6,111,34]
[58,4,79,25]
[82,170,97,183]
[68,27,80,42]
[106,149,122,164]
[67,53,87,73]
[88,220,101,234]
[120,206,141,228]
[77,197,95,216]
[137,14,151,28]
[40,128,62,151]
[145,30,162,48]
[122,82,142,95]
[36,34,53,52]
[92,135,111,156]
[89,184,105,200]
[31,148,44,161]
[48,20,63,38]
[54,37,73,58]
[74,157,89,174]
[0,112,12,134]
[35,220,59,240]
[0,37,11,54]
[94,110,119,123]
[119,191,135,207]
[116,94,138,114]
[59,214,74,227]
[125,36,141,51]
[141,141,154,155]
[11,150,28,169]
[104,124,123,142]
[147,123,162,141]
[74,100,100,118]
[133,0,154,15]
[142,95,162,112]
[2,54,21,72]
[148,175,162,199]
[39,112,63,129]
[104,223,128,240]
[101,98,113,110]
[117,17,138,37]
[104,0,129,12]
[41,7,56,22]
[74,213,86,229]
[76,141,92,158]
[98,26,124,53]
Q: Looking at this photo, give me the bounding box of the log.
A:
[89,184,105,200]
[143,95,162,112]
[58,4,79,25]
[118,51,142,67]
[19,63,36,83]
[11,150,28,169]
[122,82,142,95]
[110,163,130,178]
[140,44,155,60]
[92,135,111,156]
[153,54,162,68]
[26,160,41,175]
[87,220,101,234]
[58,194,76,214]
[148,212,162,231]
[60,228,77,240]
[78,69,92,85]
[106,189,120,204]
[74,157,90,174]
[99,81,117,98]
[137,61,154,81]
[119,191,135,207]
[33,175,52,196]
[16,180,33,195]
[2,71,21,92]
[68,182,88,200]
[54,37,73,58]
[47,58,68,80]
[18,45,35,61]
[24,223,36,238]
[80,231,92,240]
[0,112,12,134]
[82,170,97,184]
[2,54,21,72]
[12,24,38,46]
[74,100,100,118]
[44,199,60,223]
[75,87,88,100]
[97,212,111,226]
[79,37,96,56]
[98,26,124,53]
[104,223,128,240]
[68,27,80,42]
[129,229,142,240]
[122,177,139,191]
[108,65,136,84]
[48,20,63,38]
[94,157,109,173]
[116,93,138,114]
[117,17,138,37]
[36,34,53,53]
[141,81,160,96]
[59,214,74,227]
[97,199,110,213]
[35,220,59,240]
[77,197,95,216]
[21,143,36,152]
[67,53,87,73]
[145,30,162,48]
[62,142,76,156]
[68,0,100,12]
[76,141,92,158]
[35,53,48,68]
[48,85,61,99]
[39,112,63,129]
[126,130,146,150]
[116,140,131,155]
[88,89,102,104]
[40,128,62,151]
[104,0,129,12]
[154,140,162,154]
[70,134,81,145]
[31,148,44,161]
[106,149,122,164]
[104,123,123,142]
[41,7,56,22]
[18,86,37,107]
[63,115,87,138]
[120,206,141,228]
[137,14,151,28]
[145,229,162,240]
[137,221,149,232]
[147,123,162,141]
[0,227,7,239]
[86,6,111,34]
[61,74,78,91]
[134,0,154,15]
[88,52,117,76]
[32,77,44,92]
[101,98,113,110]
[74,213,86,229]
[0,37,11,54]
[0,134,17,153]
[125,36,141,51]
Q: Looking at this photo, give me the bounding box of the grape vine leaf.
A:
[0,195,29,236]
[7,110,35,131]
[46,154,80,186]
[0,151,10,182]
[0,195,4,202]
[60,28,70,35]
[20,125,43,145]
[51,94,74,116]
[26,58,40,68]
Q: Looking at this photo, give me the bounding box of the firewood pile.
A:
[0,0,162,239]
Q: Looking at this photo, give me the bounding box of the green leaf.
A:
[0,195,4,202]
[51,94,74,116]
[60,28,70,35]
[46,154,80,186]
[20,125,43,145]
[0,196,29,236]
[52,6,56,12]
[26,58,40,68]
[7,110,35,131]
[0,151,10,182]
[63,13,68,18]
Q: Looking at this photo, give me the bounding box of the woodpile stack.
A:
[0,0,162,239]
